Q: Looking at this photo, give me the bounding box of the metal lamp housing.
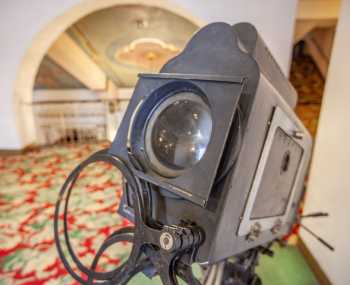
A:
[110,22,312,264]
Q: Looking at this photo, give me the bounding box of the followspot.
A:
[114,22,312,261]
[55,22,312,285]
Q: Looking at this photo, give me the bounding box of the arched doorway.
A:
[14,0,202,147]
[1,2,201,284]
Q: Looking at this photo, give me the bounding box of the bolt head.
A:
[292,131,304,139]
[160,232,174,251]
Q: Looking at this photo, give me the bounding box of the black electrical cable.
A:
[87,227,154,284]
[54,166,112,284]
[54,149,146,284]
[300,224,335,252]
[89,227,134,274]
[297,212,334,252]
[62,152,131,281]
[301,212,329,218]
[54,149,203,285]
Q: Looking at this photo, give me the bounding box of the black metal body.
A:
[110,22,311,264]
[54,22,312,285]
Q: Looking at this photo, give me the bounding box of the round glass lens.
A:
[149,93,212,171]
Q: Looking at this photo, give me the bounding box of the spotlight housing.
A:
[110,22,312,263]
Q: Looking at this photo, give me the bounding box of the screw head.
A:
[247,222,261,242]
[160,232,174,251]
[292,131,304,139]
[271,220,282,234]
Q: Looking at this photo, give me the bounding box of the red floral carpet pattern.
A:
[0,142,132,285]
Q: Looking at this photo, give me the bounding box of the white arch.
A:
[14,0,203,147]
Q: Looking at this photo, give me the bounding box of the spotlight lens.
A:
[146,92,212,174]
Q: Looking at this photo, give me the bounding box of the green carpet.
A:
[256,244,318,285]
[127,245,318,285]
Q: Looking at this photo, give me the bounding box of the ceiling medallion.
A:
[115,38,181,70]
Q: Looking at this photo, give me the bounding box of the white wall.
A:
[301,1,350,284]
[0,0,81,149]
[174,0,298,76]
[0,0,298,149]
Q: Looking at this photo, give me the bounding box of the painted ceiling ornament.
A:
[115,38,180,71]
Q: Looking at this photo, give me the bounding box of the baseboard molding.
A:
[0,143,42,156]
[297,238,333,285]
[0,149,23,156]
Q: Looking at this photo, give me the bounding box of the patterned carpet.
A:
[0,142,133,284]
[0,53,324,284]
[0,143,318,285]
